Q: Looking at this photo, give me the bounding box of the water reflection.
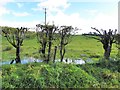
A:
[0,57,88,66]
[55,58,86,64]
[0,57,43,66]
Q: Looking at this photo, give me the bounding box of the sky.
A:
[0,0,119,34]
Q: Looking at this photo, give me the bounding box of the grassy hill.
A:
[2,34,118,62]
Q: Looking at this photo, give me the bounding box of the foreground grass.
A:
[2,35,118,62]
[1,58,119,88]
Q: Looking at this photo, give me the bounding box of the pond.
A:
[0,57,43,66]
[0,57,89,66]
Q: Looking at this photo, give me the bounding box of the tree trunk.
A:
[47,41,52,63]
[60,45,63,62]
[47,29,53,63]
[60,47,65,62]
[62,48,65,61]
[15,46,21,63]
[104,45,111,60]
[60,35,64,62]
[41,42,47,61]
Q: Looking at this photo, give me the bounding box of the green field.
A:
[2,35,118,62]
[1,33,119,89]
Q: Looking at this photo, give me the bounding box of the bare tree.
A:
[58,26,74,62]
[36,24,48,61]
[91,27,117,60]
[47,25,58,62]
[36,24,57,63]
[2,26,27,63]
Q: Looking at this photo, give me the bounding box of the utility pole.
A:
[117,2,120,57]
[44,8,47,25]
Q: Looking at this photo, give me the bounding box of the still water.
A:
[0,57,91,66]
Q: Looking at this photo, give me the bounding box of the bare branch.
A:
[91,27,102,35]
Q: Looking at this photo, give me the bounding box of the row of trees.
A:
[1,25,119,64]
[1,25,75,64]
[36,24,75,63]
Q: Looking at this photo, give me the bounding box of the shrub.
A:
[2,63,99,88]
[77,61,119,88]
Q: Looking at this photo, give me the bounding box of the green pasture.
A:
[1,35,118,62]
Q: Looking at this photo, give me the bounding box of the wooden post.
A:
[53,46,57,63]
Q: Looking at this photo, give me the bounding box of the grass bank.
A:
[1,58,120,88]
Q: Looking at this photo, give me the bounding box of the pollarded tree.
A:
[36,24,58,63]
[91,27,117,60]
[2,26,27,63]
[36,24,48,61]
[47,25,58,63]
[58,26,74,62]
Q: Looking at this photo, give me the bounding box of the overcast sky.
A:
[0,0,119,34]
